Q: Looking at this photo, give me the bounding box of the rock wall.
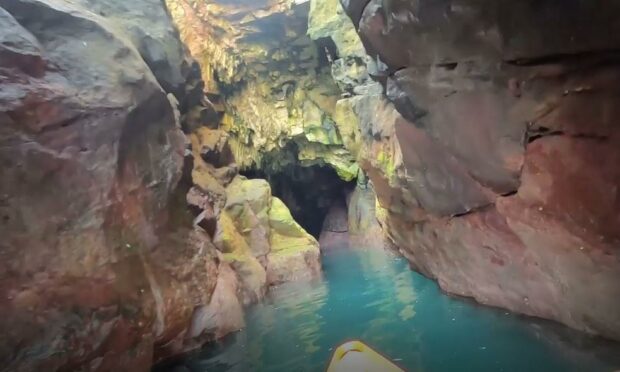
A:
[166,0,375,252]
[0,0,321,370]
[165,0,359,181]
[0,1,197,369]
[332,0,620,340]
[210,176,321,294]
[307,0,392,250]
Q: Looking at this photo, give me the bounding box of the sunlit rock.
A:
[307,0,366,58]
[166,0,359,182]
[267,198,322,284]
[213,176,321,299]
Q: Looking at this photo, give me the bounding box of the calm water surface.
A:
[166,248,620,372]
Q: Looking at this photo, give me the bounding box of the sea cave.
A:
[1,0,620,371]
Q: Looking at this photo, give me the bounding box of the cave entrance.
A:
[241,165,354,239]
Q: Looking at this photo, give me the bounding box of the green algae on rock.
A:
[267,197,322,284]
[213,176,321,294]
[165,0,360,183]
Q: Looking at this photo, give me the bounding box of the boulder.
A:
[224,177,272,258]
[224,253,268,306]
[267,198,322,285]
[213,177,322,300]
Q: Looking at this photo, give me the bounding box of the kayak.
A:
[327,340,405,372]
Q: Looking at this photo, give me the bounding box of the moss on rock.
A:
[214,212,249,254]
[266,197,321,284]
[225,177,272,224]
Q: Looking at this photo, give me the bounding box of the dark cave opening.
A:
[315,36,339,69]
[241,164,355,238]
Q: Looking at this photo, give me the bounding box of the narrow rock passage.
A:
[2,0,620,370]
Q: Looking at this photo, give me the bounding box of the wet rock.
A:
[186,261,244,342]
[267,198,322,285]
[341,0,620,340]
[166,0,359,183]
[149,230,221,361]
[347,184,393,250]
[228,255,268,306]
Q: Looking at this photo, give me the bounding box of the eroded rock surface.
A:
[6,1,616,370]
[0,0,322,370]
[267,197,322,284]
[0,0,212,370]
[213,176,321,298]
[166,0,359,181]
[337,0,620,340]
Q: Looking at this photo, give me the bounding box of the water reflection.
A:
[160,248,620,372]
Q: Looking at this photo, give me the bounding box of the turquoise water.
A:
[165,248,620,372]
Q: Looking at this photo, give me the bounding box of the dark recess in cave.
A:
[242,164,354,238]
[315,36,339,69]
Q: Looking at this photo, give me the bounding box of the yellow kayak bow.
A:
[327,340,405,372]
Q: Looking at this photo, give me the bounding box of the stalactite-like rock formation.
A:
[333,0,620,340]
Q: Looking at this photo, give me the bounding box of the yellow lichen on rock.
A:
[225,177,272,223]
[333,98,363,158]
[267,198,321,284]
[307,0,366,58]
[297,144,359,181]
[166,0,361,183]
[268,197,311,239]
[211,176,321,293]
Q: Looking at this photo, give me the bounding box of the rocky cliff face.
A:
[0,0,321,370]
[332,0,620,340]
